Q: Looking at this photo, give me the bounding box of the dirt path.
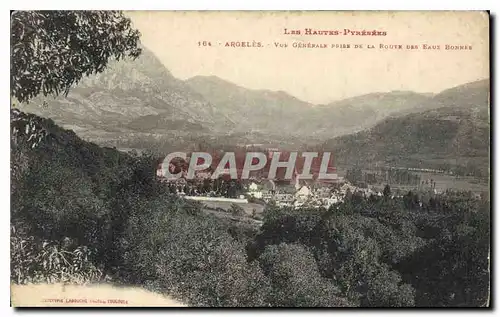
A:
[11,283,186,307]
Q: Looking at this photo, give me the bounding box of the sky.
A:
[126,11,489,104]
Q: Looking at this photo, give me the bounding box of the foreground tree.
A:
[257,243,352,307]
[11,10,142,103]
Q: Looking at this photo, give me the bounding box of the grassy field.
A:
[415,172,489,193]
[198,200,265,216]
[367,172,489,194]
[335,165,489,194]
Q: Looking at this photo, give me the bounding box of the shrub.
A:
[11,225,103,285]
[13,160,107,249]
[230,203,246,217]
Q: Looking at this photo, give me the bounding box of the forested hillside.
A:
[11,109,490,307]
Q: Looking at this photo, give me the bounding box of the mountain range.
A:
[17,47,490,171]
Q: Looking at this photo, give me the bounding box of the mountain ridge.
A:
[322,81,490,177]
[17,47,490,153]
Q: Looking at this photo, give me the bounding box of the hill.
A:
[323,80,490,176]
[301,91,436,137]
[433,78,490,109]
[185,75,313,135]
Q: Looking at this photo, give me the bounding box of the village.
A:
[159,169,445,212]
[246,176,362,209]
[154,151,481,212]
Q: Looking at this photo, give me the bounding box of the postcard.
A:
[10,10,490,307]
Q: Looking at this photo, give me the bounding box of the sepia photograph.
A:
[9,10,490,308]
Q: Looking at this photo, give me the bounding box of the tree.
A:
[11,10,141,103]
[257,243,352,307]
[121,201,271,307]
[362,264,415,307]
[14,159,107,247]
[383,184,391,198]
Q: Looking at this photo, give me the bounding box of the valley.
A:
[16,46,490,183]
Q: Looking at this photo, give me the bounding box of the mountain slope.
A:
[323,81,490,176]
[323,81,490,175]
[433,79,490,109]
[186,75,444,139]
[302,91,436,137]
[185,75,313,134]
[17,48,235,140]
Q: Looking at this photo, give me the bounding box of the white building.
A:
[296,185,311,198]
[247,182,263,199]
